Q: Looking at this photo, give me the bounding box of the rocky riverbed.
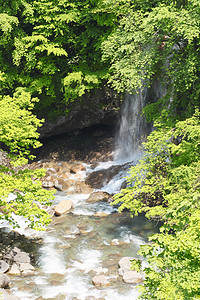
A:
[0,127,158,300]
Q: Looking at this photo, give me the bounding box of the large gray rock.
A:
[0,274,10,288]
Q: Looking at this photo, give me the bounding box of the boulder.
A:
[0,274,10,288]
[93,267,108,275]
[85,164,128,189]
[86,192,112,203]
[74,182,93,194]
[42,177,55,188]
[60,161,71,172]
[19,263,35,272]
[42,161,60,172]
[94,212,109,218]
[54,179,75,191]
[92,275,110,287]
[9,264,20,276]
[4,247,31,265]
[0,288,21,300]
[0,260,9,273]
[21,270,34,276]
[70,163,86,174]
[110,239,127,246]
[122,270,143,284]
[118,257,143,284]
[118,257,134,272]
[54,199,74,216]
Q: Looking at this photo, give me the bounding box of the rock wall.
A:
[39,88,122,138]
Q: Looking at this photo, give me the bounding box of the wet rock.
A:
[94,212,109,218]
[122,270,143,284]
[42,161,60,172]
[60,161,71,172]
[48,273,66,285]
[42,176,55,188]
[86,192,112,203]
[70,163,86,174]
[64,226,80,236]
[4,247,31,265]
[74,182,93,194]
[118,257,134,272]
[92,275,110,287]
[21,270,35,276]
[0,260,9,273]
[54,199,74,216]
[85,164,128,189]
[94,267,109,275]
[54,179,75,191]
[35,296,66,300]
[118,257,143,284]
[9,264,20,276]
[0,274,10,288]
[110,239,127,246]
[19,263,35,272]
[0,288,21,300]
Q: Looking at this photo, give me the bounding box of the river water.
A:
[2,91,159,299]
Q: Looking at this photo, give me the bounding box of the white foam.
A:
[38,235,66,274]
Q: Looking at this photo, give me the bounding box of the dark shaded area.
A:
[34,124,116,164]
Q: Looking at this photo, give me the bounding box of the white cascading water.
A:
[114,88,148,162]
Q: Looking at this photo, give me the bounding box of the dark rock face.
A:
[39,88,122,138]
[85,163,129,190]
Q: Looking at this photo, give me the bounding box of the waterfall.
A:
[114,88,148,162]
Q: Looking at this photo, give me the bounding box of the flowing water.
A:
[1,90,159,300]
[115,89,148,162]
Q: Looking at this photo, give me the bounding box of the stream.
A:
[2,91,159,299]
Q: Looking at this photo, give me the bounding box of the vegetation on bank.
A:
[0,0,200,298]
[0,88,54,230]
[107,1,200,298]
[113,110,200,299]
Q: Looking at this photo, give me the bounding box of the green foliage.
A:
[0,0,117,116]
[0,88,43,164]
[113,110,200,299]
[102,0,200,118]
[0,90,54,230]
[0,165,54,231]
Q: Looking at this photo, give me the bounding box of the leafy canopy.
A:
[0,0,117,117]
[102,0,200,119]
[0,86,54,230]
[113,110,200,299]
